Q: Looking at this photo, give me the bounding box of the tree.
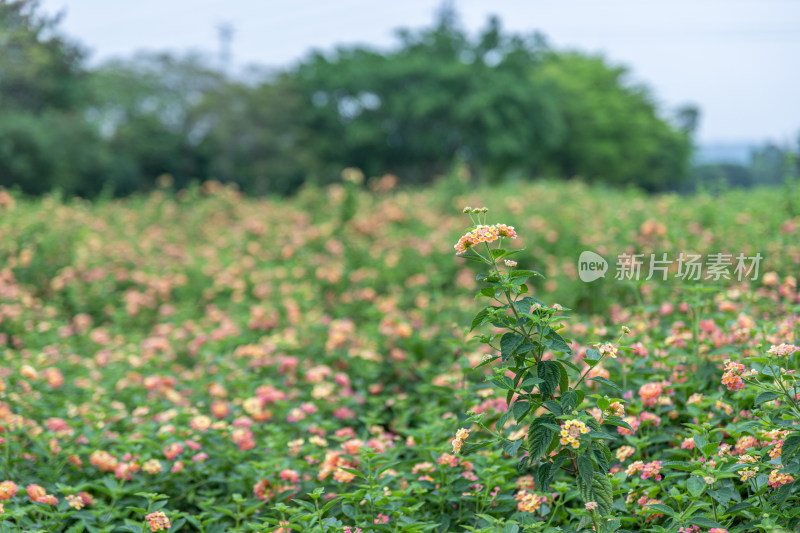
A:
[192,71,313,195]
[294,14,562,185]
[0,0,116,196]
[87,53,226,194]
[537,52,692,191]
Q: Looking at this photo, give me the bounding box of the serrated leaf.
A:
[537,360,561,399]
[508,269,542,279]
[602,418,633,431]
[544,400,563,415]
[500,332,525,363]
[593,446,610,474]
[772,481,794,506]
[687,476,705,497]
[688,516,724,528]
[512,400,531,422]
[755,391,781,405]
[644,503,676,516]
[471,307,500,331]
[585,348,602,362]
[528,416,558,460]
[460,440,493,455]
[591,473,614,515]
[577,455,594,487]
[503,438,524,457]
[561,391,578,412]
[520,376,544,389]
[721,501,754,516]
[782,434,800,465]
[544,331,572,354]
[473,355,499,369]
[589,377,622,393]
[497,409,513,430]
[558,361,570,393]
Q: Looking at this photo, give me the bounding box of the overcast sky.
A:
[40,0,800,145]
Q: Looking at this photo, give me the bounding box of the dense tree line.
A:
[1,0,790,197]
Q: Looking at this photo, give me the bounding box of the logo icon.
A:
[578,251,608,282]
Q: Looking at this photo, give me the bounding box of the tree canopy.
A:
[2,0,772,197]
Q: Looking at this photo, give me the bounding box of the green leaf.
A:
[687,476,706,497]
[497,409,513,430]
[584,347,602,362]
[528,416,558,460]
[577,455,594,487]
[589,377,622,393]
[561,391,578,412]
[644,503,676,516]
[754,391,781,405]
[708,487,736,505]
[544,331,572,354]
[291,499,317,512]
[512,400,531,422]
[473,355,499,369]
[476,287,499,299]
[500,332,525,363]
[602,418,633,431]
[493,375,516,391]
[772,480,795,506]
[544,400,563,415]
[558,361,570,393]
[693,434,708,452]
[537,360,561,399]
[503,438,524,457]
[593,445,610,474]
[514,296,544,315]
[782,434,800,465]
[591,473,614,515]
[688,517,724,528]
[471,307,498,331]
[520,376,544,389]
[502,525,520,533]
[508,269,542,279]
[722,501,754,516]
[461,440,493,455]
[321,496,344,513]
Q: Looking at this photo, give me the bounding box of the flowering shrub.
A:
[0,182,798,532]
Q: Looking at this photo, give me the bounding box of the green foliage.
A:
[537,52,692,191]
[0,182,799,531]
[0,2,702,197]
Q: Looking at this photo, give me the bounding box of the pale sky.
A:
[40,0,800,145]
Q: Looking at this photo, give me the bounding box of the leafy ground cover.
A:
[0,179,799,532]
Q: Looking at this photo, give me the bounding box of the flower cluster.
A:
[453,224,517,255]
[768,470,794,489]
[515,490,546,513]
[596,343,618,358]
[559,419,590,449]
[721,361,746,391]
[0,481,17,500]
[145,511,171,532]
[625,460,663,481]
[604,401,625,417]
[768,343,799,357]
[451,428,470,454]
[615,445,635,462]
[26,484,57,506]
[641,460,663,481]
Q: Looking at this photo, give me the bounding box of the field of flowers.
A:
[0,177,799,533]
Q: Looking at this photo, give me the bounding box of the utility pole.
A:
[217,22,234,74]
